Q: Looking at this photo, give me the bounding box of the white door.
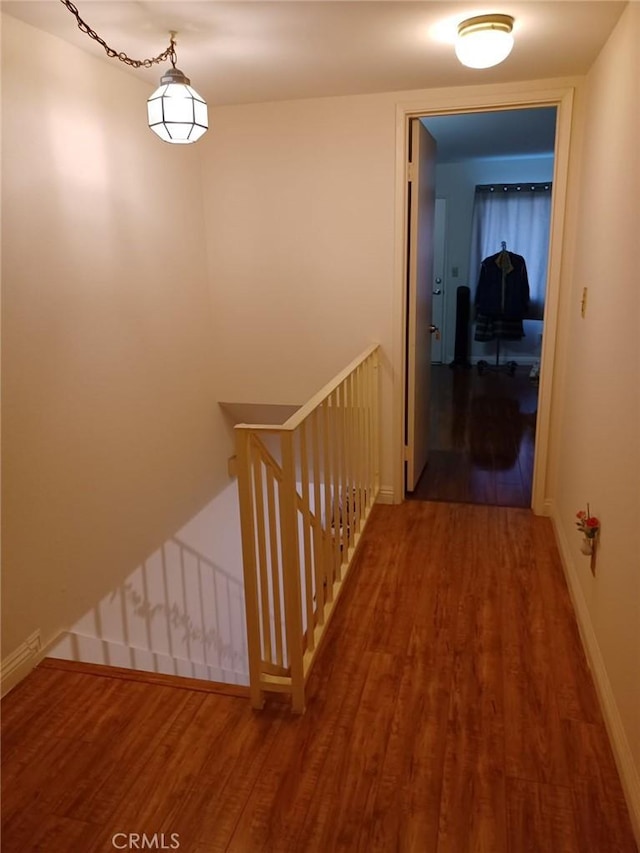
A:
[431,198,446,363]
[405,119,437,492]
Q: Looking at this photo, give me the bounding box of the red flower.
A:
[576,507,600,541]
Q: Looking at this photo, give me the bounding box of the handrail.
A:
[282,343,380,431]
[235,344,380,712]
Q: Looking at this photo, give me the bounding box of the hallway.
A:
[2,502,636,852]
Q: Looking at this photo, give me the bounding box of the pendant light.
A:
[146,38,208,144]
[455,14,515,69]
[59,1,208,144]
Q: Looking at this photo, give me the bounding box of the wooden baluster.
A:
[322,398,334,604]
[347,371,358,551]
[342,374,351,554]
[360,361,368,517]
[353,367,362,537]
[266,466,283,667]
[280,431,305,713]
[330,389,342,585]
[333,385,343,580]
[311,407,325,626]
[352,373,359,543]
[252,443,272,665]
[299,422,315,653]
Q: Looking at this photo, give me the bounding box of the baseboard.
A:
[442,356,538,367]
[48,630,250,688]
[40,657,250,699]
[376,486,396,505]
[1,631,42,697]
[471,356,537,366]
[550,503,640,844]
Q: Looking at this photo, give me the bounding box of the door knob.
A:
[433,289,442,295]
[429,324,441,340]
[435,277,442,284]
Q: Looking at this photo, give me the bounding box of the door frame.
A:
[392,85,575,515]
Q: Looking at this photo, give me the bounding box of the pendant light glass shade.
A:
[455,14,514,69]
[147,67,208,144]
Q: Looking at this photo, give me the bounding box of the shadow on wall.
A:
[50,483,249,686]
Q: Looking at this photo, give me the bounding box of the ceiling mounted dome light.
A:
[455,14,515,69]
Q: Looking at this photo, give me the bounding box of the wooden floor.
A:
[410,364,538,507]
[2,502,636,853]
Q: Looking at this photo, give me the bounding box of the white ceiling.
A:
[422,107,557,162]
[2,1,626,107]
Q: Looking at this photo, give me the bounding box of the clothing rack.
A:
[477,242,518,376]
[477,337,517,375]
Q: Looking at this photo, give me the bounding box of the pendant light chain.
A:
[59,0,177,69]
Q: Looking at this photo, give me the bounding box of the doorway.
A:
[408,107,556,508]
[393,88,575,515]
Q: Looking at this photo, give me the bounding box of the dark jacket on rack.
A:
[475,250,530,319]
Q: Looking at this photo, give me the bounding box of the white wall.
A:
[49,483,249,685]
[434,155,554,364]
[200,92,399,492]
[548,3,640,834]
[1,16,234,683]
[200,96,397,403]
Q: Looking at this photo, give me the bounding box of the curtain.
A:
[469,183,552,320]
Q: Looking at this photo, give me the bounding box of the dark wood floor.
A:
[410,364,538,507]
[2,503,637,852]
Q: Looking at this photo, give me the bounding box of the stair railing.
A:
[235,344,380,712]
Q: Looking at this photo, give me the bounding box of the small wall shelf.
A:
[219,402,300,427]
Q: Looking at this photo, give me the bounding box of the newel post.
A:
[279,430,306,713]
[372,349,381,494]
[235,428,265,710]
